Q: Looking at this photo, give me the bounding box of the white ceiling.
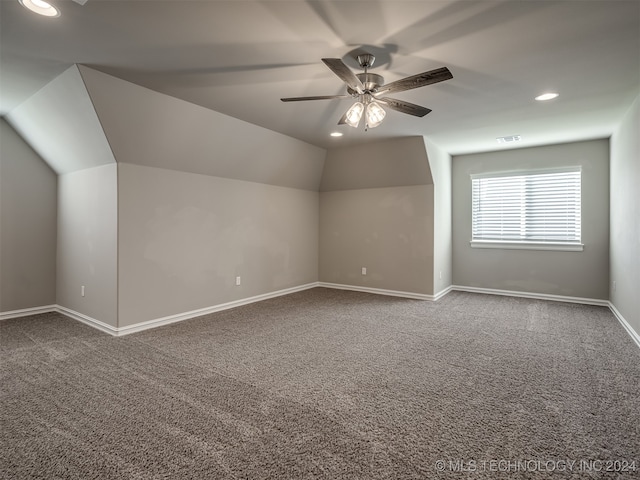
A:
[1,0,638,155]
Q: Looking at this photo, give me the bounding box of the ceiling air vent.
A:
[496,135,521,144]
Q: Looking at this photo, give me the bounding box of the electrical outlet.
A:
[361,267,367,275]
[81,285,85,297]
[235,276,241,286]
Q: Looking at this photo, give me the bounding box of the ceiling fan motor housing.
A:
[348,73,384,95]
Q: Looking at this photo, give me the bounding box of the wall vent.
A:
[496,135,521,144]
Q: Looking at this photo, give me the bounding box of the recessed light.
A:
[18,0,60,17]
[330,132,343,137]
[535,92,559,101]
[496,135,521,144]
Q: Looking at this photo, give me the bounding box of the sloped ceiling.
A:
[5,65,115,174]
[6,63,326,188]
[1,1,638,155]
[321,137,432,192]
[79,66,326,190]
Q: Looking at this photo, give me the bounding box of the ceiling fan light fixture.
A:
[365,101,386,128]
[18,0,60,17]
[344,102,364,128]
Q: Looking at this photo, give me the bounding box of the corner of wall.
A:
[56,164,118,328]
[609,93,640,338]
[424,138,453,294]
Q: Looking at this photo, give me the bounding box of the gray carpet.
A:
[1,288,639,479]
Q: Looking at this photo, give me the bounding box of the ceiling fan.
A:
[281,54,453,130]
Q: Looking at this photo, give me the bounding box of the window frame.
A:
[470,167,584,252]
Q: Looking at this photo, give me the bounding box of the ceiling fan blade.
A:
[322,58,364,94]
[375,67,452,95]
[376,97,432,117]
[281,95,350,102]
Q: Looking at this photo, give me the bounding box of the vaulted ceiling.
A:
[1,0,638,154]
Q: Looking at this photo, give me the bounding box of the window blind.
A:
[471,168,581,244]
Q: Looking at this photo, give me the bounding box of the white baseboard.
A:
[608,302,640,349]
[5,285,638,350]
[0,304,118,336]
[116,282,319,336]
[450,285,609,306]
[450,285,639,350]
[318,282,438,301]
[55,305,119,336]
[433,285,453,301]
[2,284,319,336]
[0,305,57,321]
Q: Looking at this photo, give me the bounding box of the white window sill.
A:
[470,241,584,252]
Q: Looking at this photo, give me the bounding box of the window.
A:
[471,168,582,251]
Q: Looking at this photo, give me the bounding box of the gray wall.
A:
[117,163,319,327]
[425,139,453,294]
[452,139,610,299]
[0,119,57,312]
[57,164,118,327]
[610,95,639,335]
[320,185,434,294]
[319,137,435,295]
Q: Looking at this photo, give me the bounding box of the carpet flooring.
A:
[1,288,639,479]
